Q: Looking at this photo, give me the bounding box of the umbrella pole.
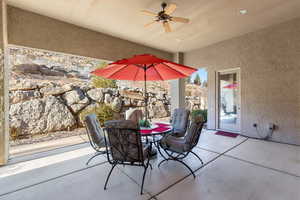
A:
[144,66,148,121]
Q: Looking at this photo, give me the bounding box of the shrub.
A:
[91,62,117,88]
[139,119,151,128]
[191,109,207,123]
[79,104,114,126]
[10,127,21,141]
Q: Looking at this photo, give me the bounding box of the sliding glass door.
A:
[217,69,241,132]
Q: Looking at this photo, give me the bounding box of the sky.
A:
[190,68,208,83]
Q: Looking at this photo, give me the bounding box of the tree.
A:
[185,76,191,84]
[193,74,201,86]
[91,62,117,88]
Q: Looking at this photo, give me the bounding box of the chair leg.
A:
[158,158,196,178]
[141,158,150,195]
[190,151,204,165]
[149,163,153,170]
[104,164,117,190]
[86,151,105,166]
[158,158,170,168]
[175,159,196,178]
[140,166,148,195]
[156,142,167,160]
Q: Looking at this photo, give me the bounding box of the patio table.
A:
[140,122,173,158]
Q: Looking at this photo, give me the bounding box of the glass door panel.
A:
[217,70,240,132]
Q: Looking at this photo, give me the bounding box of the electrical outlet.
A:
[268,123,275,130]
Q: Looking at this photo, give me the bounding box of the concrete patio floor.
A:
[0,130,299,200]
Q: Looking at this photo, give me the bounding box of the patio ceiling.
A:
[7,0,300,52]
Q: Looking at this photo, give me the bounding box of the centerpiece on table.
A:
[139,119,152,129]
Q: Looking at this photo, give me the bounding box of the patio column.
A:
[170,52,185,114]
[0,0,8,165]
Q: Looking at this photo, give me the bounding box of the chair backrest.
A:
[171,108,190,136]
[184,115,204,150]
[84,114,105,150]
[104,120,144,164]
[125,108,144,124]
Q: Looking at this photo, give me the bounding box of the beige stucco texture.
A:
[7,6,172,61]
[185,18,300,145]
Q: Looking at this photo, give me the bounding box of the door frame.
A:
[215,68,241,133]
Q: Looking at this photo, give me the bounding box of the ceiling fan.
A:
[141,2,190,33]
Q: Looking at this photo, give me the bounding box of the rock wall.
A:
[8,47,207,138]
[9,79,204,137]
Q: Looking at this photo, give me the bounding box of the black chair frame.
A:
[158,123,204,178]
[103,127,152,195]
[85,123,107,166]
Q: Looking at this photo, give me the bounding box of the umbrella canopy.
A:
[91,54,196,81]
[91,54,197,121]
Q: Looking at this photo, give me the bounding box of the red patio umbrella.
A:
[91,54,197,119]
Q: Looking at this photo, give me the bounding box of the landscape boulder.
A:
[40,84,73,96]
[87,88,104,102]
[111,97,122,112]
[9,96,76,136]
[104,93,112,104]
[10,90,42,104]
[62,88,87,105]
[149,101,169,118]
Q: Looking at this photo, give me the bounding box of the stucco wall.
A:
[185,18,300,145]
[7,6,172,61]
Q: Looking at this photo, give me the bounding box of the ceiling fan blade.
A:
[165,3,177,15]
[163,22,172,33]
[140,10,157,16]
[171,17,190,23]
[144,21,156,27]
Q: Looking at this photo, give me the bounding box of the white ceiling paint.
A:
[7,0,300,52]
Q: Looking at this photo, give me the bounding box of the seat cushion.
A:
[160,135,189,153]
[126,108,144,124]
[104,120,139,129]
[171,108,190,137]
[84,114,105,147]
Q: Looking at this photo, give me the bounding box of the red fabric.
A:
[91,54,197,81]
[152,127,170,132]
[223,83,238,89]
[215,131,238,138]
[140,123,172,135]
[155,123,169,127]
[140,129,152,134]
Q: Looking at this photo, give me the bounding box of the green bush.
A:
[139,119,151,128]
[191,109,207,123]
[91,62,117,88]
[10,127,21,141]
[80,104,114,126]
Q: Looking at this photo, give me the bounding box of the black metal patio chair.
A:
[103,120,152,195]
[84,114,107,165]
[158,115,204,178]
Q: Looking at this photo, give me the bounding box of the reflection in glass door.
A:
[217,69,240,132]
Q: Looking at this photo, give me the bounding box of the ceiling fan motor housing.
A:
[158,12,171,22]
[158,3,171,22]
[161,2,167,10]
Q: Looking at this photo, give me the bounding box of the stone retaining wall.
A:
[9,80,205,137]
